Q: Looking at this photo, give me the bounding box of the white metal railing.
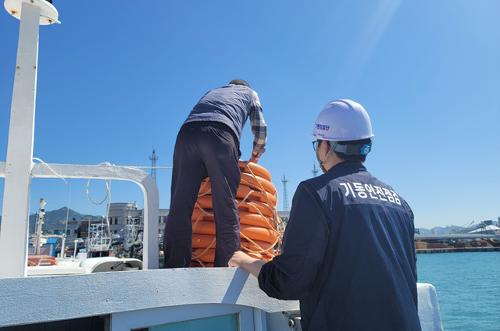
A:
[0,161,159,277]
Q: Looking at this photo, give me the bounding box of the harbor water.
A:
[417,252,500,331]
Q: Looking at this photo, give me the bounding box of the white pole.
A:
[34,198,46,255]
[73,239,78,259]
[60,236,66,258]
[0,0,59,278]
[0,2,41,278]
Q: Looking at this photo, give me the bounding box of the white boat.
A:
[0,1,443,330]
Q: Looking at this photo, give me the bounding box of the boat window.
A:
[133,313,238,331]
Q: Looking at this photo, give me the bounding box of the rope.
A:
[191,162,284,265]
[85,164,113,249]
[86,179,110,205]
[241,162,284,250]
[32,157,68,184]
[32,158,75,258]
[62,182,72,256]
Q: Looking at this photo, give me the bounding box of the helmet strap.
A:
[330,141,372,156]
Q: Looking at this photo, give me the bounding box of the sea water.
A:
[417,252,500,331]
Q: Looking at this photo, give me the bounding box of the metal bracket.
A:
[4,0,60,24]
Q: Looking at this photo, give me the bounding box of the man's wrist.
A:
[252,148,264,157]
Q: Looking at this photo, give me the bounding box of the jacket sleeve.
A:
[258,182,329,300]
[403,199,418,282]
[249,90,267,157]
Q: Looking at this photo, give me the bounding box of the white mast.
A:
[0,0,59,277]
[33,198,47,255]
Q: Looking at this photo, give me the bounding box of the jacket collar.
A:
[326,160,366,176]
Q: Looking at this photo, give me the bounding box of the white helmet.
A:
[313,99,374,142]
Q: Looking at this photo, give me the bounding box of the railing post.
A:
[0,2,41,278]
[140,175,159,269]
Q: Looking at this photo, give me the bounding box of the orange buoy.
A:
[240,212,277,229]
[192,248,215,263]
[192,234,216,249]
[190,162,282,267]
[192,209,275,229]
[192,206,213,222]
[195,195,213,209]
[240,172,276,195]
[241,238,276,252]
[193,248,269,263]
[199,182,277,206]
[192,221,215,235]
[196,195,274,218]
[242,226,279,244]
[238,200,275,218]
[237,184,277,206]
[192,221,280,244]
[239,161,272,182]
[27,255,57,266]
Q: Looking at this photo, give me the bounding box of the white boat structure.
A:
[0,1,443,330]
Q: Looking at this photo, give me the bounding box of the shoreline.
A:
[417,247,500,254]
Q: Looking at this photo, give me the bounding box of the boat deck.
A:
[0,268,442,331]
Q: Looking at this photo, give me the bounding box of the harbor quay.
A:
[415,233,500,254]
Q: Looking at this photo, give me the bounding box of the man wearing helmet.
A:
[230,99,421,331]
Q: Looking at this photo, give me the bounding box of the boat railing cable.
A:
[86,178,110,206]
[31,159,162,254]
[27,159,159,261]
[122,165,172,170]
[32,157,67,184]
[32,157,72,257]
[85,165,113,249]
[61,182,71,257]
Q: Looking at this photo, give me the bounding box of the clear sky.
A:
[1,0,499,229]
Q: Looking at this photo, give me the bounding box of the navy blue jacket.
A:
[185,84,262,142]
[258,161,421,331]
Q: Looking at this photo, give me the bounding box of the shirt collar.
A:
[327,160,366,175]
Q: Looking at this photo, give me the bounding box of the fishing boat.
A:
[0,1,443,330]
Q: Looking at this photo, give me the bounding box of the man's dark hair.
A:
[229,79,250,87]
[329,138,372,162]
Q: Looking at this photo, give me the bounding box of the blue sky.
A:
[1,0,499,228]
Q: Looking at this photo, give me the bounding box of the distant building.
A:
[31,202,290,245]
[278,211,290,224]
[108,203,288,240]
[64,219,81,242]
[107,202,169,240]
[108,203,141,237]
[158,209,168,238]
[77,219,106,239]
[469,224,500,235]
[483,220,493,226]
